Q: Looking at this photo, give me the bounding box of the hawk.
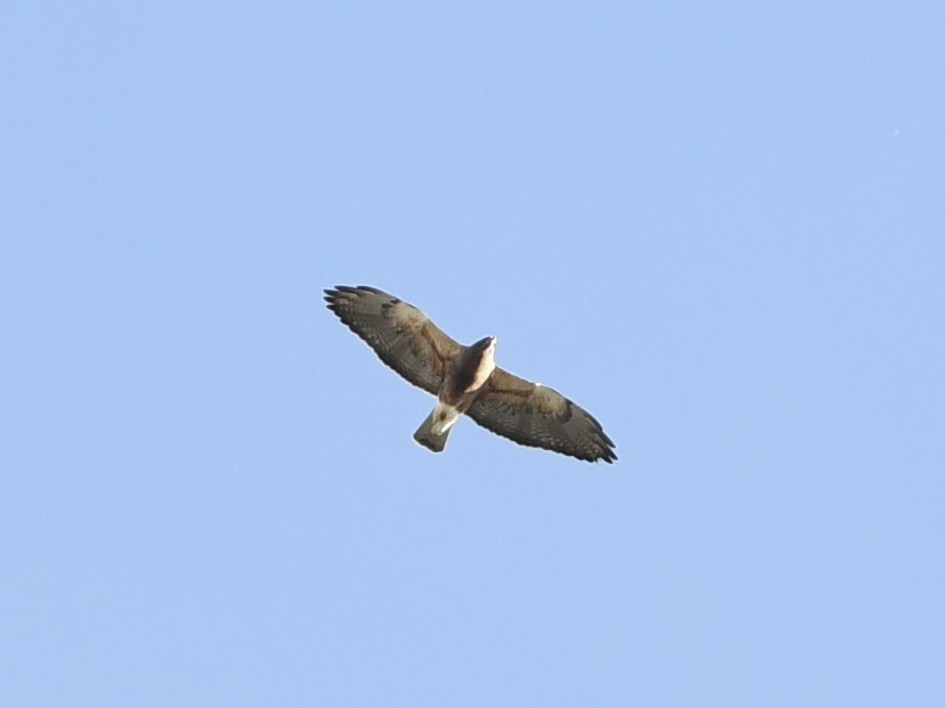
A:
[324,285,617,463]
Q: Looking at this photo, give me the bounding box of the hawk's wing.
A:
[324,285,460,395]
[466,367,617,463]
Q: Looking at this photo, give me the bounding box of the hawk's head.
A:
[466,336,497,393]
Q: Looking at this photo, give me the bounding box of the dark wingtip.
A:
[602,440,617,463]
[602,442,618,464]
[324,285,383,301]
[323,287,341,310]
[588,448,617,464]
[324,285,362,308]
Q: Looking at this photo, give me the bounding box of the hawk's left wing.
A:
[324,285,460,395]
[466,367,616,463]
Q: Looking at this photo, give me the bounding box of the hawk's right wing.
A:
[324,285,460,395]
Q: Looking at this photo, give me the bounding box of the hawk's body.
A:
[324,285,616,463]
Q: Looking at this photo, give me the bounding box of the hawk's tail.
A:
[413,410,451,453]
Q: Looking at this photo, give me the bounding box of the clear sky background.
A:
[2,3,943,706]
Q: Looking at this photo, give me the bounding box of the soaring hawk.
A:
[324,285,617,463]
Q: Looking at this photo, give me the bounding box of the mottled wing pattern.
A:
[324,285,461,395]
[466,367,617,463]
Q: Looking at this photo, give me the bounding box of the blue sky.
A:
[2,2,943,705]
